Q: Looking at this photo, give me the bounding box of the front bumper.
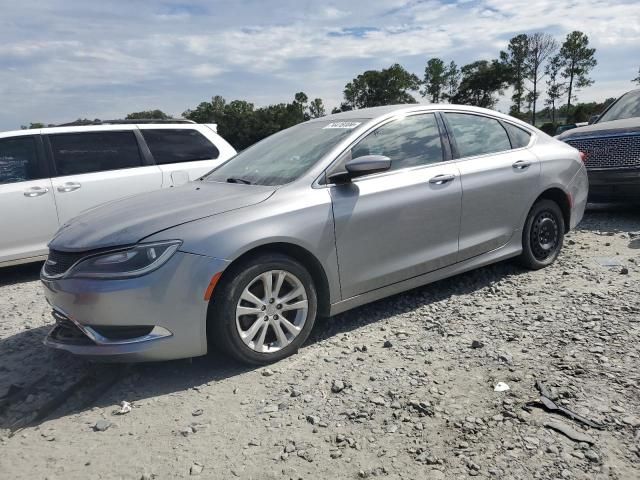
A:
[587,168,640,202]
[41,251,229,362]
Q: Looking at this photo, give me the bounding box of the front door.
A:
[46,130,163,224]
[330,113,462,299]
[0,135,59,264]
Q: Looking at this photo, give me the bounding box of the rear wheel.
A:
[208,253,317,365]
[518,199,565,270]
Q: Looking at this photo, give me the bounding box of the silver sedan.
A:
[41,104,588,364]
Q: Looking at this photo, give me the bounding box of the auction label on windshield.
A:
[323,121,362,129]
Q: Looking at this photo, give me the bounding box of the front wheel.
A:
[518,199,565,270]
[208,253,317,365]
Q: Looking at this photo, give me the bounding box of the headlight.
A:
[68,241,182,279]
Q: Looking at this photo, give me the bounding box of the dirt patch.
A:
[0,206,639,479]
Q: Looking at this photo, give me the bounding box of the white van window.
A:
[0,136,41,184]
[50,131,143,176]
[142,129,219,165]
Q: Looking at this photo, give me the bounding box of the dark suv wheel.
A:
[207,253,318,365]
[519,199,565,270]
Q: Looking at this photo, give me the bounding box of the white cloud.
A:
[0,0,638,129]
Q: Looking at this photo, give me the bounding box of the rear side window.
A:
[445,113,511,158]
[350,113,443,171]
[141,129,219,165]
[503,123,532,148]
[0,136,41,184]
[50,131,143,176]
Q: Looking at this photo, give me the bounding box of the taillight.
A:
[579,151,587,163]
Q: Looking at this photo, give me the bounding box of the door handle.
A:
[512,160,532,170]
[23,187,49,197]
[428,174,456,185]
[57,182,82,192]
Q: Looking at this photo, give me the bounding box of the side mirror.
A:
[588,115,600,125]
[328,155,391,183]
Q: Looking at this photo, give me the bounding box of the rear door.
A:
[46,129,163,224]
[0,134,59,264]
[443,112,540,261]
[138,126,231,186]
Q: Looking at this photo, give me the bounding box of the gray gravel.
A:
[0,205,639,479]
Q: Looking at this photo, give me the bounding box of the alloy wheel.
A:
[235,270,309,353]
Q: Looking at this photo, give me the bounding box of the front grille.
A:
[565,133,640,170]
[43,250,87,277]
[91,325,154,340]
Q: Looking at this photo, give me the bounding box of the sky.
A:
[0,0,638,130]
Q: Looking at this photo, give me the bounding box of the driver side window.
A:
[349,113,444,172]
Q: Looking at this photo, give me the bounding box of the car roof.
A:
[314,103,527,125]
[0,123,208,138]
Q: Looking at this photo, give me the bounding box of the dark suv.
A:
[557,89,640,202]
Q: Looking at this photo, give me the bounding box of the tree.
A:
[125,109,171,120]
[293,92,310,120]
[20,122,46,129]
[545,54,565,125]
[331,102,352,114]
[525,33,558,125]
[633,66,640,85]
[309,98,326,118]
[342,64,421,109]
[183,93,323,150]
[557,31,597,110]
[443,61,461,102]
[452,60,510,108]
[563,98,615,123]
[500,34,529,114]
[421,58,447,103]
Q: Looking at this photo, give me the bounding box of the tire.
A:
[207,253,318,365]
[518,199,565,270]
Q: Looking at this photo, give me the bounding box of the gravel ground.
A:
[0,205,639,480]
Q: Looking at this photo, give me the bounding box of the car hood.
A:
[49,182,275,252]
[557,117,640,140]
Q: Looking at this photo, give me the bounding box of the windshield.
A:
[205,120,366,186]
[599,90,640,123]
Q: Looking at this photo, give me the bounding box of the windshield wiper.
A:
[226,177,253,185]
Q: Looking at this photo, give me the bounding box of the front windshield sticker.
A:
[323,121,362,129]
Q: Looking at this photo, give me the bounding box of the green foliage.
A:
[633,66,640,86]
[561,98,615,123]
[183,93,317,150]
[421,58,447,103]
[308,98,326,118]
[500,34,529,114]
[451,60,510,108]
[539,122,556,135]
[557,31,597,109]
[525,33,558,125]
[20,122,46,130]
[545,54,566,124]
[442,61,461,102]
[342,64,421,109]
[125,110,171,120]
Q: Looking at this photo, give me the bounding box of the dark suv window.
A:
[350,113,443,171]
[141,129,219,165]
[0,136,41,185]
[50,131,143,176]
[445,113,511,158]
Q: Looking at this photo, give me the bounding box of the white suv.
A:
[0,120,236,267]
